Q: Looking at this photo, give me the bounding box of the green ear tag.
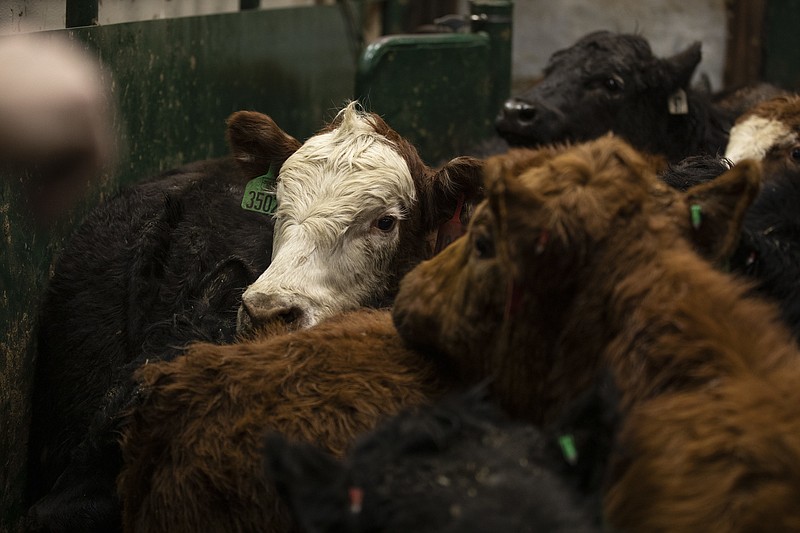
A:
[558,434,578,466]
[690,203,702,230]
[241,164,278,215]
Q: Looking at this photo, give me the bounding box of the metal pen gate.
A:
[0,2,511,530]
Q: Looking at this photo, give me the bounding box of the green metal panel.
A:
[763,0,800,90]
[356,32,492,164]
[470,0,513,121]
[0,7,355,531]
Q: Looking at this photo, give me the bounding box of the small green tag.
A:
[690,203,702,230]
[558,434,578,465]
[241,164,278,215]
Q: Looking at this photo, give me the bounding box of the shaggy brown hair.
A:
[118,309,452,533]
[394,135,800,531]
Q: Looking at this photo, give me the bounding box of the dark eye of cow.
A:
[374,215,397,232]
[473,231,495,259]
[791,146,800,162]
[604,75,624,92]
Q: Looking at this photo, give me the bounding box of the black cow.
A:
[266,380,619,533]
[495,31,784,163]
[26,111,299,532]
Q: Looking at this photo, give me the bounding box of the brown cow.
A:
[118,309,452,533]
[393,135,800,531]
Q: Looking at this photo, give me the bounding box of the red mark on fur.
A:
[535,229,549,255]
[434,195,466,254]
[348,487,364,514]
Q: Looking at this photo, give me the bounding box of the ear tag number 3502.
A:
[241,164,278,215]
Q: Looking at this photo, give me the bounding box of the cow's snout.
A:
[238,292,307,334]
[495,98,541,146]
[497,98,537,126]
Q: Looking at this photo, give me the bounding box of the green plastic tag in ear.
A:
[241,164,278,215]
[558,434,578,466]
[690,203,702,230]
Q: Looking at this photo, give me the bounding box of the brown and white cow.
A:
[725,94,800,178]
[393,136,800,531]
[236,101,483,333]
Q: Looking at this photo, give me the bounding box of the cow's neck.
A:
[592,245,798,410]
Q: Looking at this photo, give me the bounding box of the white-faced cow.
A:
[495,30,785,164]
[236,102,482,334]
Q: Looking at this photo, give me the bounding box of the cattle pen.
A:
[4,1,800,531]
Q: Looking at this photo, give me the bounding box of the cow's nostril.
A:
[516,106,536,122]
[270,306,303,325]
[499,99,536,126]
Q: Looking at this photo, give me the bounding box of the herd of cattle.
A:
[22,30,800,532]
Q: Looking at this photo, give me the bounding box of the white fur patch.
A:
[725,115,796,163]
[240,102,416,329]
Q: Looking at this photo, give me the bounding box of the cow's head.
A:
[725,95,800,180]
[393,136,759,421]
[495,31,701,160]
[234,102,483,335]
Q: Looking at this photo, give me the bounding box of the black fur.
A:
[660,155,800,341]
[27,157,274,531]
[266,380,619,533]
[495,31,782,163]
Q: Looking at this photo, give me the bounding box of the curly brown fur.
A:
[118,309,452,533]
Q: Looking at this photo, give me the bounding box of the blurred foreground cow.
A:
[495,31,784,163]
[29,102,481,532]
[393,136,800,531]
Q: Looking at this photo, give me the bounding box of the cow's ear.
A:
[226,111,302,178]
[684,159,761,264]
[423,156,485,231]
[662,42,702,90]
[264,433,349,533]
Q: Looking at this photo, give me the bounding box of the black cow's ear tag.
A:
[668,88,689,115]
[241,164,278,215]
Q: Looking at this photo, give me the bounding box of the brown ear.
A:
[685,159,761,263]
[226,111,302,178]
[422,156,485,231]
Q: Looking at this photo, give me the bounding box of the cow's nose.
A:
[241,293,305,331]
[500,98,537,124]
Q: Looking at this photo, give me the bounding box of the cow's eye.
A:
[604,75,624,92]
[791,146,800,162]
[374,215,397,232]
[473,231,495,259]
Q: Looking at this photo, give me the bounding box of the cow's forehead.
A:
[547,33,652,72]
[276,116,416,222]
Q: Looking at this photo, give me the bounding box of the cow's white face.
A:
[237,105,416,332]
